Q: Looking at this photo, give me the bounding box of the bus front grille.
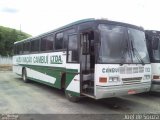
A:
[122,77,142,85]
[120,67,144,74]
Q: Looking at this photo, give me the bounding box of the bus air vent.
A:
[122,77,142,85]
[119,67,144,74]
[139,67,144,73]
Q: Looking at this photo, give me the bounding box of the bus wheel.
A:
[65,91,80,102]
[22,68,29,83]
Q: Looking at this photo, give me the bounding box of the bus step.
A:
[83,87,94,94]
[87,86,94,89]
[81,93,95,98]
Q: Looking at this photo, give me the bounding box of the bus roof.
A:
[14,18,95,44]
[15,18,143,44]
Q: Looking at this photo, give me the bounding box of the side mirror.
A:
[152,37,159,50]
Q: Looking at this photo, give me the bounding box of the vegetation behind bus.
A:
[0,26,31,56]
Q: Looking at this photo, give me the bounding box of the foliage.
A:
[0,26,31,56]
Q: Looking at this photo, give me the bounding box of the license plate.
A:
[128,90,136,94]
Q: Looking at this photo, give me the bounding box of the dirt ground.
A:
[0,71,160,115]
[0,64,12,71]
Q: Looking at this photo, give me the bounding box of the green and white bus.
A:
[13,19,151,102]
[145,30,160,92]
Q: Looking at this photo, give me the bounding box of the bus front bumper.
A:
[150,80,160,92]
[95,82,151,99]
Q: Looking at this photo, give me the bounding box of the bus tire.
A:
[22,68,29,83]
[65,91,80,102]
[61,73,66,90]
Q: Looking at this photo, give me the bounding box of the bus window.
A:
[13,45,17,55]
[46,35,54,51]
[55,33,63,50]
[23,42,30,54]
[17,45,19,54]
[67,34,78,62]
[31,40,39,52]
[26,42,30,53]
[23,43,26,53]
[64,29,76,49]
[40,35,54,51]
[41,37,46,51]
[17,43,23,54]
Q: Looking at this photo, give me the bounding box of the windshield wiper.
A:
[120,38,130,66]
[130,40,145,65]
[120,47,128,66]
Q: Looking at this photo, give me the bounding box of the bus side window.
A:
[31,39,40,52]
[17,44,19,55]
[23,43,25,54]
[67,34,78,62]
[55,33,63,50]
[23,42,30,54]
[13,45,17,55]
[41,37,46,51]
[26,42,30,53]
[46,35,54,51]
[18,43,23,54]
[41,35,54,51]
[64,29,76,49]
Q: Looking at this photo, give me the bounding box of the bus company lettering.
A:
[23,56,32,63]
[102,68,119,73]
[16,56,32,63]
[16,57,22,63]
[50,55,63,64]
[33,55,48,64]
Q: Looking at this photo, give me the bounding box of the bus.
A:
[145,30,160,92]
[13,18,151,102]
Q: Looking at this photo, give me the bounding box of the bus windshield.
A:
[98,24,150,64]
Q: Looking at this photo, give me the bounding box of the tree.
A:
[0,26,31,56]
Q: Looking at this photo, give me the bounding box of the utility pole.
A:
[20,24,22,34]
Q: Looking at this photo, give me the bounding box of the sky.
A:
[0,0,160,36]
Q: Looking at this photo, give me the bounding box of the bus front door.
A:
[80,31,95,96]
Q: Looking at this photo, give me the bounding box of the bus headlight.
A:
[109,77,120,82]
[144,75,151,80]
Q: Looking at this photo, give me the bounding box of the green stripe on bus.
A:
[65,69,78,89]
[21,64,64,89]
[20,64,78,90]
